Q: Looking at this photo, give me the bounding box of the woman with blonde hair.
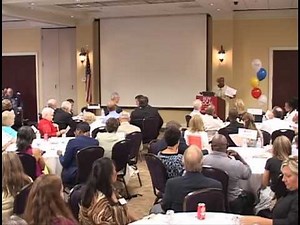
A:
[242,112,264,147]
[184,115,209,150]
[2,152,32,221]
[262,135,292,199]
[240,156,298,225]
[24,174,77,225]
[2,110,17,139]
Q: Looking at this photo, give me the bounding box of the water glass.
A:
[166,210,174,224]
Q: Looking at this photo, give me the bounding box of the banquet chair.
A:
[261,130,271,146]
[144,153,168,204]
[13,182,33,216]
[271,129,295,144]
[91,126,106,138]
[17,152,37,181]
[142,117,160,144]
[112,139,137,199]
[147,139,160,154]
[68,183,85,220]
[185,114,192,127]
[126,131,143,187]
[76,146,104,184]
[183,188,225,212]
[202,165,229,212]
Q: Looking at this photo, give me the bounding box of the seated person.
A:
[79,158,137,224]
[103,101,121,124]
[66,98,75,116]
[157,126,184,179]
[47,98,58,111]
[184,115,209,151]
[2,110,17,139]
[2,99,13,112]
[150,120,188,155]
[53,101,77,137]
[103,92,123,116]
[57,122,99,185]
[82,111,104,135]
[284,98,298,124]
[240,156,298,225]
[242,112,264,147]
[38,107,66,138]
[160,145,222,212]
[96,118,125,158]
[190,99,203,117]
[16,126,46,177]
[218,107,244,147]
[117,111,141,135]
[202,105,224,141]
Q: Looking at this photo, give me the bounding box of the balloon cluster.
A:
[250,59,268,105]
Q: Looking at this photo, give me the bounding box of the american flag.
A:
[85,53,92,103]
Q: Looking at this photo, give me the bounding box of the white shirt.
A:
[202,114,224,131]
[117,121,141,135]
[284,110,298,124]
[260,118,293,134]
[190,110,202,117]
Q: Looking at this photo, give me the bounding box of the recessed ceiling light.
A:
[210,3,214,6]
[71,15,74,18]
[217,8,221,11]
[30,2,35,6]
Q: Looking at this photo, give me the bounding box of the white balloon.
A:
[258,94,267,105]
[251,59,262,73]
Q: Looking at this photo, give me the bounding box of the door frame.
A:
[268,47,298,108]
[2,52,40,121]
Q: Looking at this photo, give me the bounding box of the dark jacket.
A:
[53,108,77,137]
[218,120,244,147]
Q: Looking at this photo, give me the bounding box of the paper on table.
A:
[225,86,237,97]
[238,128,258,140]
[229,134,244,147]
[65,126,71,133]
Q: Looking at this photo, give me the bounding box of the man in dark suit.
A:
[161,145,222,212]
[53,101,77,137]
[57,122,99,185]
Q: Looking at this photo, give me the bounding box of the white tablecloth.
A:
[129,212,240,225]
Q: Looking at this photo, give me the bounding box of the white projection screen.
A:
[100,14,209,108]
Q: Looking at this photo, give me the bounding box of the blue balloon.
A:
[257,68,267,81]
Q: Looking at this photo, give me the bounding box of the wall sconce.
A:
[218,45,226,62]
[79,47,87,64]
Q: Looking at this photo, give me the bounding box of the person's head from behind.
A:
[164,126,181,148]
[66,98,74,107]
[75,122,91,137]
[2,152,31,197]
[16,126,36,152]
[111,92,120,104]
[211,134,228,153]
[284,98,298,113]
[24,174,74,225]
[272,106,284,119]
[139,96,149,108]
[183,145,203,172]
[82,111,96,124]
[166,120,181,130]
[189,114,205,132]
[41,107,54,121]
[272,136,291,160]
[265,110,274,120]
[81,158,117,208]
[61,101,72,114]
[228,107,239,122]
[47,99,57,110]
[242,112,256,130]
[205,104,216,116]
[217,77,225,88]
[119,111,131,123]
[234,99,245,114]
[107,100,116,112]
[192,99,202,111]
[135,95,143,106]
[281,156,298,191]
[106,117,119,133]
[2,99,13,112]
[2,110,15,127]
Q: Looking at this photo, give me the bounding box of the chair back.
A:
[183,188,225,212]
[185,114,192,127]
[187,135,202,150]
[126,131,143,163]
[261,130,271,146]
[142,118,160,144]
[271,129,295,143]
[17,152,37,181]
[76,146,104,183]
[13,182,33,215]
[202,165,229,211]
[68,184,85,220]
[111,139,131,173]
[147,139,160,154]
[144,153,168,198]
[91,126,106,138]
[218,128,237,147]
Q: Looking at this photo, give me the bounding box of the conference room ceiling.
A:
[2,0,298,29]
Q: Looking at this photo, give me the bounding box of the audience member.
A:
[284,98,298,123]
[23,174,77,225]
[117,111,141,135]
[262,136,291,199]
[2,152,32,222]
[240,156,298,225]
[79,158,137,224]
[184,114,209,150]
[66,98,75,116]
[234,98,246,122]
[3,88,23,111]
[2,110,17,139]
[202,104,224,141]
[103,100,121,123]
[82,111,104,135]
[16,126,45,177]
[38,107,66,138]
[104,92,123,115]
[160,145,222,212]
[150,120,188,155]
[53,101,77,137]
[242,112,264,147]
[57,122,99,185]
[218,107,244,147]
[203,134,254,215]
[135,94,144,107]
[157,126,184,179]
[189,99,203,117]
[260,106,293,135]
[96,118,125,158]
[2,99,13,112]
[47,98,58,111]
